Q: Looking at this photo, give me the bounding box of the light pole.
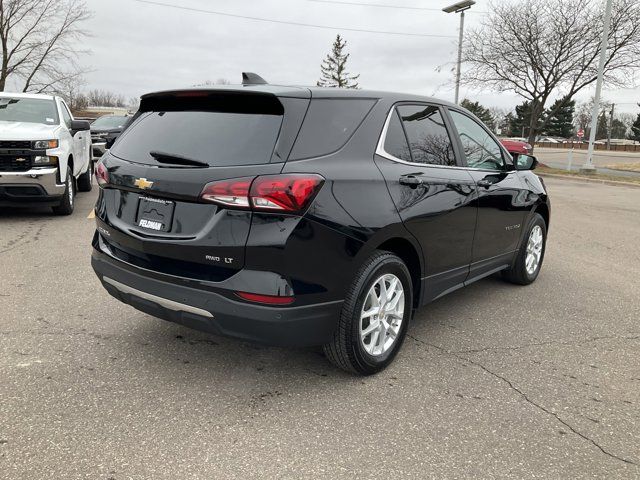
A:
[582,0,613,173]
[443,0,475,105]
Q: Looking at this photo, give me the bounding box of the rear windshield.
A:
[111,110,283,167]
[0,97,59,125]
[289,98,376,160]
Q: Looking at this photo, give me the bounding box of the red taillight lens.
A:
[95,162,109,187]
[199,177,253,207]
[235,291,295,305]
[200,174,324,213]
[250,174,324,212]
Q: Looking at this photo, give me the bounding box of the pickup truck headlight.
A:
[33,139,58,149]
[33,155,58,166]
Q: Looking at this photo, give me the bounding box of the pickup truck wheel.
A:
[323,251,412,375]
[77,158,93,192]
[52,173,75,216]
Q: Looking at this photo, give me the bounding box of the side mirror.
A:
[70,119,91,132]
[105,134,119,150]
[515,154,538,171]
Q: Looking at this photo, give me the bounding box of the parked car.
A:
[500,138,532,155]
[537,136,561,143]
[91,77,550,374]
[90,114,130,160]
[0,92,93,215]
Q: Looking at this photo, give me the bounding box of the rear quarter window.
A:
[289,98,376,160]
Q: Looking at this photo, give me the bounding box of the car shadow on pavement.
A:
[0,206,57,218]
[119,273,521,387]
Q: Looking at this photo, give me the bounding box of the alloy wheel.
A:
[525,225,543,275]
[359,273,405,356]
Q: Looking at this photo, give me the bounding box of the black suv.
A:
[91,77,549,374]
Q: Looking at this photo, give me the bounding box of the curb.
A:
[537,172,640,189]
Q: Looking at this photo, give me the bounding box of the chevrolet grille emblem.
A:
[134,178,154,190]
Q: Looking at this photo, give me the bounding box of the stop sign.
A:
[577,129,584,138]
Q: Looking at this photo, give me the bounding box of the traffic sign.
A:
[577,129,584,138]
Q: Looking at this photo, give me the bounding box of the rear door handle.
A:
[399,175,423,186]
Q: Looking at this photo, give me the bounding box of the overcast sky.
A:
[81,0,639,114]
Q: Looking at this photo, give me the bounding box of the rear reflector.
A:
[235,291,295,305]
[200,174,324,213]
[95,162,109,186]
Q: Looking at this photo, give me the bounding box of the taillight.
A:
[199,177,253,207]
[235,291,295,305]
[200,174,324,213]
[95,162,109,187]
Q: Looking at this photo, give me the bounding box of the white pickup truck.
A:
[0,92,93,215]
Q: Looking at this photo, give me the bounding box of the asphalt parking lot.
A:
[1,177,639,479]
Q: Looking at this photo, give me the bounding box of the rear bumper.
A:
[91,248,343,347]
[0,167,65,205]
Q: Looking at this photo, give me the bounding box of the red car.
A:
[500,138,532,155]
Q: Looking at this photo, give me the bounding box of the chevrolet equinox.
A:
[91,74,550,374]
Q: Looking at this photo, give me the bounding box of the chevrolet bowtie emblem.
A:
[134,178,153,189]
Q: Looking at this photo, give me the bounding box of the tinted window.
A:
[92,115,128,129]
[383,110,411,162]
[0,97,59,125]
[397,105,455,166]
[290,98,375,160]
[111,111,282,167]
[449,110,504,170]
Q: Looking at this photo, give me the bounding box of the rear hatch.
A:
[94,88,310,281]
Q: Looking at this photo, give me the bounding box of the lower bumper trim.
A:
[103,276,214,318]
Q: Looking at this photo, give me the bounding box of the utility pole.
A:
[582,0,613,173]
[443,1,476,105]
[607,103,614,150]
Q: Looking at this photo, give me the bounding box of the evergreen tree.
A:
[630,108,640,141]
[544,99,575,138]
[610,119,627,139]
[317,35,360,89]
[595,111,608,140]
[509,101,533,137]
[501,112,515,136]
[460,99,494,127]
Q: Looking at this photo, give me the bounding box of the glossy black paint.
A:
[91,85,550,346]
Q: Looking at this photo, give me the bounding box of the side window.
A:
[383,110,411,162]
[60,102,72,129]
[397,105,456,166]
[449,110,504,170]
[289,98,376,160]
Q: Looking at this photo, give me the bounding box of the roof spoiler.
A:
[242,72,268,86]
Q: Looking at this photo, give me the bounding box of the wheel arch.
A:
[534,201,550,229]
[374,236,423,309]
[66,154,74,178]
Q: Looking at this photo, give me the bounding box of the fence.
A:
[535,142,640,152]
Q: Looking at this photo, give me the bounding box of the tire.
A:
[502,213,546,285]
[76,157,93,192]
[52,171,75,216]
[323,251,413,375]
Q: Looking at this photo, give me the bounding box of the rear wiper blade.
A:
[149,151,208,167]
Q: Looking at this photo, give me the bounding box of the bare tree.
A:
[0,0,91,93]
[55,75,87,111]
[86,89,126,107]
[193,78,231,87]
[463,0,640,147]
